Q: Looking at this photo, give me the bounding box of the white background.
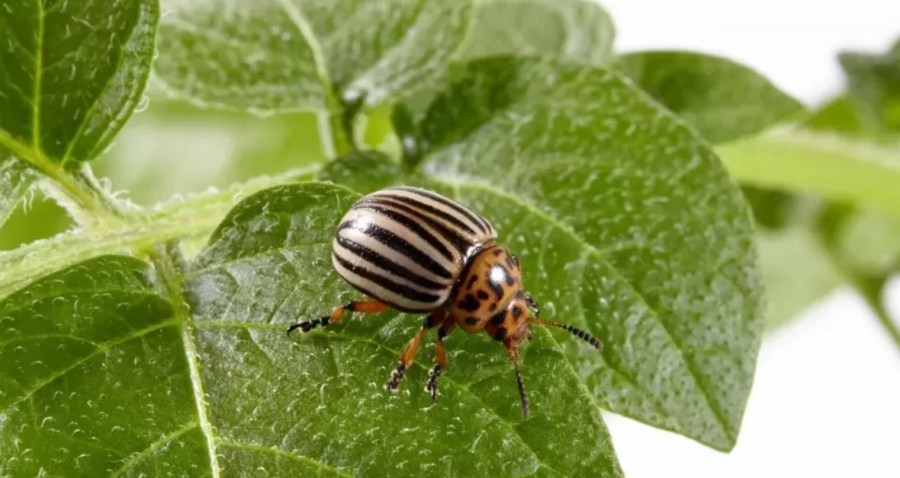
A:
[599,1,900,477]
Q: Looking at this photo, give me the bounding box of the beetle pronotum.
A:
[287,186,602,417]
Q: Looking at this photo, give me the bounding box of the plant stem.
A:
[853,274,900,353]
[814,205,900,354]
[318,108,355,159]
[0,131,123,227]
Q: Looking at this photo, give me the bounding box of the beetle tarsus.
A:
[425,365,442,402]
[286,315,329,335]
[386,363,407,392]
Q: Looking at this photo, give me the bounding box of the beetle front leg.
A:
[286,299,390,334]
[386,309,445,393]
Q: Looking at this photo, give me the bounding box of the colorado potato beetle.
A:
[287,186,602,417]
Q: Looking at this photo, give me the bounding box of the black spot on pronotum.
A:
[466,275,478,291]
[465,317,479,326]
[489,310,506,326]
[458,294,479,311]
[511,305,523,319]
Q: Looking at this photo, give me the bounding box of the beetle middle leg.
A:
[386,309,446,393]
[425,315,456,402]
[286,299,390,335]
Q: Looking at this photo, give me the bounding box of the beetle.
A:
[287,186,602,417]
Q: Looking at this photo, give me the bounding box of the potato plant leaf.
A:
[0,256,207,476]
[617,51,806,144]
[457,0,615,65]
[0,184,622,476]
[0,0,158,165]
[839,40,900,134]
[718,130,900,216]
[188,182,622,476]
[396,57,765,451]
[155,0,472,112]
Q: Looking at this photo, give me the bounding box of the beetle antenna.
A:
[506,345,529,418]
[529,318,603,351]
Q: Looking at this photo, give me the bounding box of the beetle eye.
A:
[512,255,522,268]
[524,293,540,318]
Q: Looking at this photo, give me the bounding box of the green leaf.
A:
[457,0,615,65]
[0,0,158,164]
[718,130,900,216]
[0,255,208,477]
[2,183,623,475]
[839,40,900,134]
[0,159,34,228]
[756,223,843,329]
[155,0,473,112]
[804,95,867,136]
[740,185,797,231]
[317,150,404,193]
[833,205,900,274]
[188,182,620,476]
[398,57,763,450]
[617,51,806,143]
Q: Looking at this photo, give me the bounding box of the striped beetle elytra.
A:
[287,186,602,417]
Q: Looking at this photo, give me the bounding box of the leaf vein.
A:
[0,319,178,415]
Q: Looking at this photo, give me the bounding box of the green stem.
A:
[318,108,354,159]
[853,274,900,353]
[0,131,122,227]
[814,206,900,353]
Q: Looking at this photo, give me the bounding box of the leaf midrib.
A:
[150,247,221,477]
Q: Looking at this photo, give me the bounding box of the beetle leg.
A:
[505,339,529,418]
[286,299,390,335]
[425,316,456,402]
[386,309,445,393]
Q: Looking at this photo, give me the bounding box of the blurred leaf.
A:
[0,159,34,229]
[458,0,614,64]
[756,222,844,330]
[834,208,900,274]
[740,185,797,231]
[804,95,866,135]
[95,91,326,204]
[719,130,900,216]
[0,0,158,164]
[839,40,900,134]
[155,0,472,112]
[397,57,764,451]
[617,51,805,143]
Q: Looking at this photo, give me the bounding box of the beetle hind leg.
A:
[287,299,389,335]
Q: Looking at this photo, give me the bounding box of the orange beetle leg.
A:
[286,299,390,335]
[425,315,456,402]
[386,310,445,393]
